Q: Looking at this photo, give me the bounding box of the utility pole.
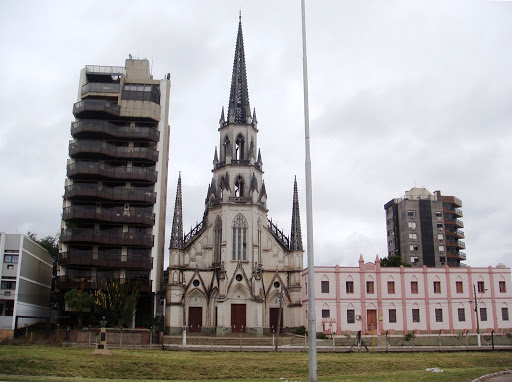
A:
[301,0,317,381]
[473,284,481,347]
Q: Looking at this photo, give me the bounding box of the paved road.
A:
[476,371,512,381]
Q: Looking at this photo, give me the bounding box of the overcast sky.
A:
[1,1,511,269]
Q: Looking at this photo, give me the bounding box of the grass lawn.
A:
[0,345,510,381]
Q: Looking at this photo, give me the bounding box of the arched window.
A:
[235,134,245,161]
[232,214,248,261]
[223,136,231,160]
[235,175,245,197]
[214,216,222,263]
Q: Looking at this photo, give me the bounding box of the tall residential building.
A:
[384,188,466,267]
[1,233,53,338]
[57,58,170,327]
[165,18,303,335]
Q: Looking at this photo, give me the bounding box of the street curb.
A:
[472,370,512,382]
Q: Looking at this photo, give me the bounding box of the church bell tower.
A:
[165,16,303,336]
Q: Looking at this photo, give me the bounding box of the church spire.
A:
[227,16,251,125]
[170,173,184,249]
[290,176,303,251]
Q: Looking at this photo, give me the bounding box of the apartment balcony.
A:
[454,208,463,218]
[69,140,158,163]
[86,65,125,76]
[456,229,465,239]
[62,206,155,226]
[67,162,157,183]
[61,229,154,247]
[81,82,120,95]
[59,251,152,270]
[71,120,159,141]
[455,219,464,228]
[457,240,466,249]
[64,184,156,204]
[56,275,152,293]
[458,252,467,260]
[73,99,120,118]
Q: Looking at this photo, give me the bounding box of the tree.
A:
[94,279,139,327]
[380,254,412,267]
[64,288,94,328]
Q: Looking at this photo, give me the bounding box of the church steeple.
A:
[227,16,251,125]
[290,177,303,251]
[170,173,184,249]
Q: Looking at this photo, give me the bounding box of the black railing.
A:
[69,140,158,162]
[71,120,160,141]
[59,251,153,269]
[67,162,157,183]
[73,99,120,117]
[64,183,156,203]
[62,206,155,225]
[267,218,290,249]
[56,276,152,293]
[61,229,154,247]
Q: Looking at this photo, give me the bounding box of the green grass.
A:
[0,345,510,381]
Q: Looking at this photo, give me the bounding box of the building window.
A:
[366,281,374,294]
[6,265,14,270]
[437,223,443,231]
[3,255,19,263]
[4,301,14,316]
[121,84,160,104]
[214,217,222,263]
[439,246,445,253]
[387,281,395,294]
[480,308,487,322]
[438,233,444,241]
[234,175,245,197]
[433,281,441,294]
[322,309,330,319]
[435,309,443,322]
[347,309,355,324]
[499,281,506,293]
[408,210,416,218]
[458,308,465,322]
[410,245,418,251]
[477,281,485,293]
[502,308,509,321]
[456,281,463,294]
[235,134,245,161]
[321,280,329,293]
[0,280,16,290]
[408,221,417,230]
[346,281,354,294]
[408,233,417,240]
[389,309,397,323]
[411,281,418,294]
[232,214,247,261]
[412,309,420,323]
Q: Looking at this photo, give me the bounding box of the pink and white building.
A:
[302,256,512,335]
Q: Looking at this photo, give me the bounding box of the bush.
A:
[404,333,415,342]
[295,326,306,336]
[316,332,328,339]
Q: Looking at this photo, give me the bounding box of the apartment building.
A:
[384,188,466,267]
[0,233,52,338]
[58,58,170,327]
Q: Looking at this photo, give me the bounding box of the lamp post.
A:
[473,284,481,347]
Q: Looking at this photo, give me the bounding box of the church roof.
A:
[290,177,303,251]
[170,173,184,249]
[227,16,251,125]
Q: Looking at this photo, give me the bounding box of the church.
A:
[165,18,304,336]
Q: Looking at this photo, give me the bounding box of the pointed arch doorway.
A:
[231,304,246,332]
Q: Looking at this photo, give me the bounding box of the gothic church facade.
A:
[165,19,303,335]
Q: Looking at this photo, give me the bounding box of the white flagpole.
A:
[301,1,317,381]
